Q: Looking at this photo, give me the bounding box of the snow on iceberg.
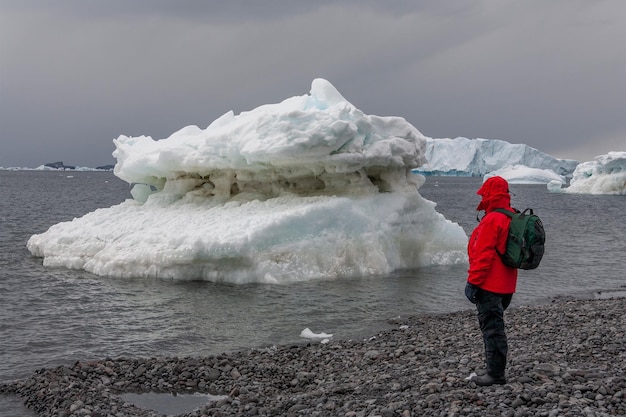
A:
[485,165,566,185]
[548,151,626,195]
[415,137,578,177]
[27,79,468,283]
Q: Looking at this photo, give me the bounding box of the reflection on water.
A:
[119,392,228,415]
[0,395,36,417]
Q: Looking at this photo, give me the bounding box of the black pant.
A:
[475,289,513,378]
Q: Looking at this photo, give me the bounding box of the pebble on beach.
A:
[1,297,624,417]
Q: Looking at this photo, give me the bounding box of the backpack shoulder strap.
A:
[493,208,516,218]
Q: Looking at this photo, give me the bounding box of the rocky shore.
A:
[2,297,624,417]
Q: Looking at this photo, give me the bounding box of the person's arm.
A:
[467,214,502,286]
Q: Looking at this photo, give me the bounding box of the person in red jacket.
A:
[465,176,518,386]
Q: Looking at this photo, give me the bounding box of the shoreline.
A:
[2,296,624,417]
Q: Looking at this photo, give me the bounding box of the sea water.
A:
[1,171,624,415]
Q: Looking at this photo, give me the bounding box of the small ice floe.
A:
[399,325,409,330]
[465,372,478,381]
[547,179,564,192]
[300,328,333,340]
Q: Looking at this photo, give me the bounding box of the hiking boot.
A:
[470,373,506,386]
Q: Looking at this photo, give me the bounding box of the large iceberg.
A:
[548,151,626,195]
[415,137,578,178]
[27,79,468,283]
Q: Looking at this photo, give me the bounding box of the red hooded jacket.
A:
[467,176,518,294]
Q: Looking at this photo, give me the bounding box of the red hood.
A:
[476,176,511,212]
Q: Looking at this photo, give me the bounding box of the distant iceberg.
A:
[414,137,578,178]
[27,79,468,283]
[485,165,566,185]
[548,151,626,195]
[0,164,112,171]
[34,165,109,172]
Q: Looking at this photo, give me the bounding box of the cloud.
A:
[1,1,624,167]
[556,127,626,162]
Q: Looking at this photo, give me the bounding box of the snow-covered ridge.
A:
[415,137,578,178]
[114,78,426,199]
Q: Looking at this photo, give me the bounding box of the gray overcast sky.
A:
[1,0,625,168]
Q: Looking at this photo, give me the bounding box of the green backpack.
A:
[494,208,545,270]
